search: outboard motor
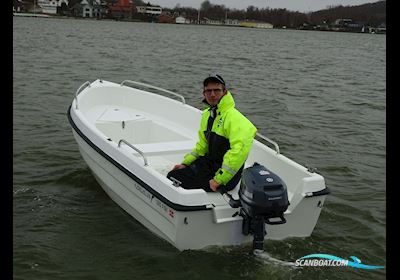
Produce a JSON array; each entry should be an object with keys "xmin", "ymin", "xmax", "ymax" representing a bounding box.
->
[{"xmin": 221, "ymin": 162, "xmax": 289, "ymax": 251}]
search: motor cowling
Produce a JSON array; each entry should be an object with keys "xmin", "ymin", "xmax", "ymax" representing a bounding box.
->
[
  {"xmin": 239, "ymin": 162, "xmax": 289, "ymax": 223},
  {"xmin": 224, "ymin": 162, "xmax": 290, "ymax": 251}
]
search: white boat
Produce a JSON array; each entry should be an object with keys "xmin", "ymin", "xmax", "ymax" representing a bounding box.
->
[{"xmin": 67, "ymin": 79, "xmax": 330, "ymax": 251}]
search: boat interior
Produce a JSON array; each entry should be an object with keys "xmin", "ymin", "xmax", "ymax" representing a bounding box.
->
[
  {"xmin": 87, "ymin": 105, "xmax": 197, "ymax": 176},
  {"xmin": 83, "ymin": 101, "xmax": 321, "ymax": 209}
]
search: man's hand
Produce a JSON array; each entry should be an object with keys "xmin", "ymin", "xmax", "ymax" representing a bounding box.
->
[
  {"xmin": 209, "ymin": 179, "xmax": 220, "ymax": 192},
  {"xmin": 173, "ymin": 164, "xmax": 186, "ymax": 170}
]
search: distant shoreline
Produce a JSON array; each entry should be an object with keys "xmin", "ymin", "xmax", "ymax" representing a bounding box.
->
[{"xmin": 12, "ymin": 12, "xmax": 386, "ymax": 35}]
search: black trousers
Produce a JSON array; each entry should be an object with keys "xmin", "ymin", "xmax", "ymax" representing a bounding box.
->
[{"xmin": 167, "ymin": 156, "xmax": 243, "ymax": 192}]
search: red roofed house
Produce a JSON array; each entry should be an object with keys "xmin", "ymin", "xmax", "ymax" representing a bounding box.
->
[{"xmin": 108, "ymin": 0, "xmax": 134, "ymax": 19}]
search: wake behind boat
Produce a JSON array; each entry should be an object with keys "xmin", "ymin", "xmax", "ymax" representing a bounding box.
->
[{"xmin": 67, "ymin": 79, "xmax": 330, "ymax": 251}]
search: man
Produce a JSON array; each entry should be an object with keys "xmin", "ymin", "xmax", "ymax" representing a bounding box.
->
[{"xmin": 167, "ymin": 74, "xmax": 257, "ymax": 192}]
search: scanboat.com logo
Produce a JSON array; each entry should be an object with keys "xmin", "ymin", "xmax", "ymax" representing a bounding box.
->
[{"xmin": 295, "ymin": 254, "xmax": 384, "ymax": 270}]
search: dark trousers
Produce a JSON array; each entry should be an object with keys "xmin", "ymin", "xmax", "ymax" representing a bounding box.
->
[{"xmin": 167, "ymin": 156, "xmax": 243, "ymax": 192}]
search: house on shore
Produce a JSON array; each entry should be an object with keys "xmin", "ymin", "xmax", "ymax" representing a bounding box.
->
[
  {"xmin": 136, "ymin": 4, "xmax": 162, "ymax": 16},
  {"xmin": 134, "ymin": 3, "xmax": 162, "ymax": 22},
  {"xmin": 158, "ymin": 13, "xmax": 175, "ymax": 23},
  {"xmin": 107, "ymin": 0, "xmax": 133, "ymax": 19},
  {"xmin": 203, "ymin": 17, "xmax": 223, "ymax": 25},
  {"xmin": 70, "ymin": 0, "xmax": 110, "ymax": 19},
  {"xmin": 224, "ymin": 18, "xmax": 240, "ymax": 26},
  {"xmin": 175, "ymin": 16, "xmax": 191, "ymax": 24},
  {"xmin": 13, "ymin": 0, "xmax": 40, "ymax": 13},
  {"xmin": 37, "ymin": 0, "xmax": 68, "ymax": 15}
]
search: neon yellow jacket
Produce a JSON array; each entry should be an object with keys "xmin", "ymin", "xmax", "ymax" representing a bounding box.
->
[{"xmin": 182, "ymin": 91, "xmax": 257, "ymax": 186}]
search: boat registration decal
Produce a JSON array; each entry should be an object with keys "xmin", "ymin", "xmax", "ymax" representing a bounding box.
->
[
  {"xmin": 135, "ymin": 182, "xmax": 175, "ymax": 220},
  {"xmin": 154, "ymin": 196, "xmax": 175, "ymax": 220},
  {"xmin": 135, "ymin": 182, "xmax": 152, "ymax": 200}
]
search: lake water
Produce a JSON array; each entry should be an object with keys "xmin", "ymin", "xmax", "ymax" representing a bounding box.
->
[{"xmin": 13, "ymin": 16, "xmax": 386, "ymax": 280}]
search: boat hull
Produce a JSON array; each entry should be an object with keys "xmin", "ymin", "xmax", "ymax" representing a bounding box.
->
[
  {"xmin": 68, "ymin": 79, "xmax": 329, "ymax": 251},
  {"xmin": 72, "ymin": 128, "xmax": 250, "ymax": 250}
]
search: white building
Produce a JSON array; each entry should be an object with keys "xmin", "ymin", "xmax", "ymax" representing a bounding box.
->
[
  {"xmin": 73, "ymin": 0, "xmax": 106, "ymax": 18},
  {"xmin": 225, "ymin": 19, "xmax": 239, "ymax": 26},
  {"xmin": 175, "ymin": 16, "xmax": 189, "ymax": 24},
  {"xmin": 136, "ymin": 5, "xmax": 162, "ymax": 15},
  {"xmin": 78, "ymin": 0, "xmax": 92, "ymax": 17},
  {"xmin": 203, "ymin": 17, "xmax": 223, "ymax": 25},
  {"xmin": 38, "ymin": 0, "xmax": 68, "ymax": 14}
]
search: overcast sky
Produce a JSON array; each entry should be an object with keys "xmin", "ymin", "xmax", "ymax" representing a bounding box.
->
[{"xmin": 148, "ymin": 0, "xmax": 381, "ymax": 13}]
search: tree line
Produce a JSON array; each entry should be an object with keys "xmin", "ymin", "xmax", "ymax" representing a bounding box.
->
[{"xmin": 166, "ymin": 0, "xmax": 386, "ymax": 28}]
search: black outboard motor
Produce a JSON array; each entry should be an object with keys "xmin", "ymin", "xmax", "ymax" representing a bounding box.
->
[{"xmin": 221, "ymin": 162, "xmax": 289, "ymax": 251}]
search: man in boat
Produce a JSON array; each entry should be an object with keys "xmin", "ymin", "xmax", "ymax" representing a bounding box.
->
[{"xmin": 167, "ymin": 74, "xmax": 257, "ymax": 192}]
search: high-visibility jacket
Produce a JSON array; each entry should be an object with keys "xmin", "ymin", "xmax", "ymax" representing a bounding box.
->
[{"xmin": 181, "ymin": 91, "xmax": 257, "ymax": 186}]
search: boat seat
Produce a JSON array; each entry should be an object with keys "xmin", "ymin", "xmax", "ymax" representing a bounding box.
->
[{"xmin": 129, "ymin": 140, "xmax": 196, "ymax": 155}]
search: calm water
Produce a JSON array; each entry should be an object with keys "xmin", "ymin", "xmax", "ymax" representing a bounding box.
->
[{"xmin": 13, "ymin": 17, "xmax": 386, "ymax": 280}]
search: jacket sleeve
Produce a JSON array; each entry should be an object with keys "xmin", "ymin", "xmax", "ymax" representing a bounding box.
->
[
  {"xmin": 181, "ymin": 111, "xmax": 209, "ymax": 166},
  {"xmin": 213, "ymin": 111, "xmax": 257, "ymax": 185}
]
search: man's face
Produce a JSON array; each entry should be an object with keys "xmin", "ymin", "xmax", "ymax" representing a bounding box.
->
[{"xmin": 203, "ymin": 82, "xmax": 226, "ymax": 106}]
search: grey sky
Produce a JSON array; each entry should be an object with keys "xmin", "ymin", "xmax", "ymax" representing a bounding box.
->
[{"xmin": 149, "ymin": 0, "xmax": 381, "ymax": 12}]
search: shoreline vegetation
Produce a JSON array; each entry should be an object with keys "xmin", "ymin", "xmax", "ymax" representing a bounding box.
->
[{"xmin": 13, "ymin": 0, "xmax": 386, "ymax": 34}]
